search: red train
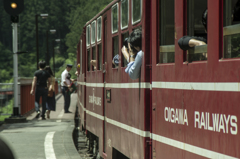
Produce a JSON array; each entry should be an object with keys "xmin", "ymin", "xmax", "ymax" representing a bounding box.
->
[{"xmin": 76, "ymin": 0, "xmax": 240, "ymax": 158}]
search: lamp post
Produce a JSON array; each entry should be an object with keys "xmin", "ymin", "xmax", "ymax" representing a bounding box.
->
[
  {"xmin": 35, "ymin": 13, "xmax": 48, "ymax": 70},
  {"xmin": 53, "ymin": 39, "xmax": 61, "ymax": 75},
  {"xmin": 46, "ymin": 29, "xmax": 56, "ymax": 66}
]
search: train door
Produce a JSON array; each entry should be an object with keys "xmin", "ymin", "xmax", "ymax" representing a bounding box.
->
[{"xmin": 151, "ymin": 0, "xmax": 178, "ymax": 158}]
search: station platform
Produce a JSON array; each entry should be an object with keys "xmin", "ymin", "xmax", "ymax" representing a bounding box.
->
[{"xmin": 0, "ymin": 93, "xmax": 81, "ymax": 159}]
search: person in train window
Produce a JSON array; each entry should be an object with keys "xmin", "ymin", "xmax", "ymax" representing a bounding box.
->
[
  {"xmin": 178, "ymin": 9, "xmax": 208, "ymax": 51},
  {"xmin": 112, "ymin": 38, "xmax": 130, "ymax": 67},
  {"xmin": 112, "ymin": 54, "xmax": 119, "ymax": 67},
  {"xmin": 124, "ymin": 28, "xmax": 143, "ymax": 80},
  {"xmin": 90, "ymin": 60, "xmax": 97, "ymax": 70}
]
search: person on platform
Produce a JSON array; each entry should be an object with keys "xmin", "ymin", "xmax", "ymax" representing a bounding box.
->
[
  {"xmin": 45, "ymin": 66, "xmax": 56, "ymax": 119},
  {"xmin": 61, "ymin": 64, "xmax": 74, "ymax": 113},
  {"xmin": 30, "ymin": 60, "xmax": 51, "ymax": 120}
]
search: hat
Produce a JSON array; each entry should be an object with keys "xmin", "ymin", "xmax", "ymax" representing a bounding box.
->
[{"xmin": 67, "ymin": 64, "xmax": 73, "ymax": 68}]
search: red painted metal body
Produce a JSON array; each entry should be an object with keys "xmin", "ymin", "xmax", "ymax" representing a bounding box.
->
[{"xmin": 77, "ymin": 0, "xmax": 240, "ymax": 158}]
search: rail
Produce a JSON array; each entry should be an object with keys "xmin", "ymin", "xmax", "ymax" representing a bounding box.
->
[
  {"xmin": 0, "ymin": 78, "xmax": 60, "ymax": 118},
  {"xmin": 159, "ymin": 45, "xmax": 175, "ymax": 53},
  {"xmin": 0, "ymin": 83, "xmax": 14, "ymax": 116},
  {"xmin": 223, "ymin": 23, "xmax": 240, "ymax": 36}
]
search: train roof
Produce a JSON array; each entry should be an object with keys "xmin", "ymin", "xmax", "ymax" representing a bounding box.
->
[{"xmin": 84, "ymin": 0, "xmax": 118, "ymax": 27}]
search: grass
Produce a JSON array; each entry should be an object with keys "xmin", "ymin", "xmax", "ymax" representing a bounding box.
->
[{"xmin": 0, "ymin": 98, "xmax": 13, "ymax": 121}]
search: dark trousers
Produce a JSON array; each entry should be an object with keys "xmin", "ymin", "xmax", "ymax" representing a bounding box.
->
[
  {"xmin": 61, "ymin": 86, "xmax": 71, "ymax": 112},
  {"xmin": 35, "ymin": 87, "xmax": 48, "ymax": 117}
]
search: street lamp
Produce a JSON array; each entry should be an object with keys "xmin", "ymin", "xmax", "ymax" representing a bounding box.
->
[
  {"xmin": 52, "ymin": 39, "xmax": 61, "ymax": 75},
  {"xmin": 46, "ymin": 29, "xmax": 56, "ymax": 66},
  {"xmin": 35, "ymin": 13, "xmax": 48, "ymax": 70}
]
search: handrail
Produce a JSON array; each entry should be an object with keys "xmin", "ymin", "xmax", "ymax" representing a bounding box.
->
[
  {"xmin": 159, "ymin": 45, "xmax": 175, "ymax": 53},
  {"xmin": 188, "ymin": 45, "xmax": 208, "ymax": 54},
  {"xmin": 223, "ymin": 23, "xmax": 240, "ymax": 36}
]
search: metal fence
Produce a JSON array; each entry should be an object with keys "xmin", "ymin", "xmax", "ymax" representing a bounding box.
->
[{"xmin": 0, "ymin": 83, "xmax": 14, "ymax": 115}]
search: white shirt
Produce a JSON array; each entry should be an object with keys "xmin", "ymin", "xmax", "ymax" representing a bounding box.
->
[{"xmin": 61, "ymin": 69, "xmax": 71, "ymax": 86}]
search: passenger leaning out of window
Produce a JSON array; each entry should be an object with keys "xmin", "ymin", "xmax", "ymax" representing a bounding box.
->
[
  {"xmin": 90, "ymin": 60, "xmax": 97, "ymax": 70},
  {"xmin": 122, "ymin": 29, "xmax": 143, "ymax": 80},
  {"xmin": 178, "ymin": 9, "xmax": 208, "ymax": 51}
]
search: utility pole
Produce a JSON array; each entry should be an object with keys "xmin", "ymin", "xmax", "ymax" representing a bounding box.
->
[
  {"xmin": 4, "ymin": 0, "xmax": 26, "ymax": 122},
  {"xmin": 12, "ymin": 22, "xmax": 19, "ymax": 116}
]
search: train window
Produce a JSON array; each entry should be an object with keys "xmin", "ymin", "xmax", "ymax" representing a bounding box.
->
[
  {"xmin": 223, "ymin": 0, "xmax": 240, "ymax": 59},
  {"xmin": 112, "ymin": 4, "xmax": 119, "ymax": 34},
  {"xmin": 92, "ymin": 47, "xmax": 96, "ymax": 71},
  {"xmin": 87, "ymin": 49, "xmax": 90, "ymax": 71},
  {"xmin": 112, "ymin": 36, "xmax": 119, "ymax": 68},
  {"xmin": 121, "ymin": 0, "xmax": 129, "ymax": 30},
  {"xmin": 98, "ymin": 44, "xmax": 102, "ymax": 70},
  {"xmin": 187, "ymin": 0, "xmax": 208, "ymax": 62},
  {"xmin": 132, "ymin": 0, "xmax": 142, "ymax": 25},
  {"xmin": 97, "ymin": 17, "xmax": 102, "ymax": 42},
  {"xmin": 158, "ymin": 0, "xmax": 175, "ymax": 64},
  {"xmin": 122, "ymin": 32, "xmax": 129, "ymax": 67},
  {"xmin": 91, "ymin": 21, "xmax": 96, "ymax": 45},
  {"xmin": 86, "ymin": 25, "xmax": 90, "ymax": 47}
]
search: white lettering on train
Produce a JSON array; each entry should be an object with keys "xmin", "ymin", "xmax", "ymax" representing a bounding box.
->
[
  {"xmin": 194, "ymin": 111, "xmax": 237, "ymax": 135},
  {"xmin": 164, "ymin": 107, "xmax": 188, "ymax": 126},
  {"xmin": 89, "ymin": 96, "xmax": 101, "ymax": 106}
]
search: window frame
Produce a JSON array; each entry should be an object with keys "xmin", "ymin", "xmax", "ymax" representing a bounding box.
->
[
  {"xmin": 111, "ymin": 3, "xmax": 119, "ymax": 34},
  {"xmin": 97, "ymin": 16, "xmax": 102, "ymax": 42},
  {"xmin": 121, "ymin": 0, "xmax": 129, "ymax": 30},
  {"xmin": 86, "ymin": 25, "xmax": 91, "ymax": 47},
  {"xmin": 131, "ymin": 0, "xmax": 142, "ymax": 25},
  {"xmin": 80, "ymin": 40, "xmax": 82, "ymax": 74},
  {"xmin": 91, "ymin": 20, "xmax": 96, "ymax": 45}
]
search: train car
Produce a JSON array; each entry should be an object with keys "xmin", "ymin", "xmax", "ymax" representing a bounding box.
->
[{"xmin": 77, "ymin": 0, "xmax": 240, "ymax": 158}]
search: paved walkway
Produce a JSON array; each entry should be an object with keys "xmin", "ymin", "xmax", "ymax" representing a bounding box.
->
[{"xmin": 0, "ymin": 93, "xmax": 81, "ymax": 159}]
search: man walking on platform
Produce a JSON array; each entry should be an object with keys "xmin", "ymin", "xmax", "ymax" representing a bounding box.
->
[
  {"xmin": 61, "ymin": 64, "xmax": 73, "ymax": 113},
  {"xmin": 30, "ymin": 60, "xmax": 51, "ymax": 119}
]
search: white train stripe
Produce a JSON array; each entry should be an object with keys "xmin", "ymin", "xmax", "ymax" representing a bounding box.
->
[
  {"xmin": 78, "ymin": 81, "xmax": 240, "ymax": 92},
  {"xmin": 151, "ymin": 133, "xmax": 238, "ymax": 159},
  {"xmin": 106, "ymin": 82, "xmax": 151, "ymax": 89},
  {"xmin": 82, "ymin": 107, "xmax": 238, "ymax": 159},
  {"xmin": 152, "ymin": 82, "xmax": 240, "ymax": 92},
  {"xmin": 105, "ymin": 117, "xmax": 151, "ymax": 138},
  {"xmin": 86, "ymin": 83, "xmax": 104, "ymax": 87},
  {"xmin": 78, "ymin": 82, "xmax": 151, "ymax": 88},
  {"xmin": 86, "ymin": 110, "xmax": 104, "ymax": 120}
]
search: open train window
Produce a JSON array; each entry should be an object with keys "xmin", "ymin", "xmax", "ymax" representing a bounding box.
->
[
  {"xmin": 158, "ymin": 0, "xmax": 175, "ymax": 64},
  {"xmin": 223, "ymin": 0, "xmax": 240, "ymax": 59},
  {"xmin": 98, "ymin": 44, "xmax": 102, "ymax": 70},
  {"xmin": 87, "ymin": 49, "xmax": 90, "ymax": 71},
  {"xmin": 112, "ymin": 36, "xmax": 119, "ymax": 68},
  {"xmin": 91, "ymin": 21, "xmax": 96, "ymax": 45},
  {"xmin": 187, "ymin": 0, "xmax": 208, "ymax": 62},
  {"xmin": 132, "ymin": 0, "xmax": 142, "ymax": 25},
  {"xmin": 112, "ymin": 4, "xmax": 119, "ymax": 34},
  {"xmin": 86, "ymin": 25, "xmax": 90, "ymax": 47},
  {"xmin": 121, "ymin": 0, "xmax": 129, "ymax": 30},
  {"xmin": 122, "ymin": 32, "xmax": 129, "ymax": 67},
  {"xmin": 97, "ymin": 17, "xmax": 102, "ymax": 42}
]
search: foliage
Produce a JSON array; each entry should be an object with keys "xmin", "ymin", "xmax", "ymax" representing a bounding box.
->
[{"xmin": 0, "ymin": 0, "xmax": 113, "ymax": 82}]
